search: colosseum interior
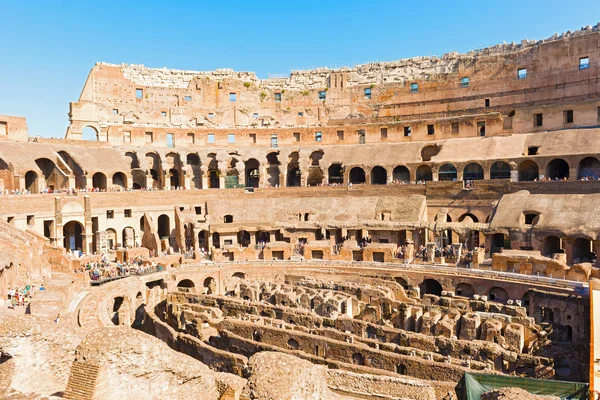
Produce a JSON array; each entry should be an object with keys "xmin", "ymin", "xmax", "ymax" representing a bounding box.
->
[{"xmin": 1, "ymin": 23, "xmax": 599, "ymax": 400}]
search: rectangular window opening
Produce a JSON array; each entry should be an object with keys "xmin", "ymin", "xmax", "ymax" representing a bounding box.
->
[
  {"xmin": 380, "ymin": 128, "xmax": 388, "ymax": 139},
  {"xmin": 112, "ymin": 109, "xmax": 118, "ymax": 115},
  {"xmin": 161, "ymin": 111, "xmax": 167, "ymax": 117},
  {"xmin": 208, "ymin": 113, "xmax": 214, "ymax": 119},
  {"xmin": 294, "ymin": 132, "xmax": 301, "ymax": 142},
  {"xmin": 528, "ymin": 146, "xmax": 539, "ymax": 156},
  {"xmin": 337, "ymin": 130, "xmax": 344, "ymax": 140},
  {"xmin": 107, "ymin": 210, "xmax": 114, "ymax": 219},
  {"xmin": 228, "ymin": 134, "xmax": 236, "ymax": 144},
  {"xmin": 253, "ymin": 113, "xmax": 259, "ymax": 119},
  {"xmin": 229, "ymin": 93, "xmax": 237, "ymax": 102},
  {"xmin": 135, "ymin": 88, "xmax": 143, "ymax": 99},
  {"xmin": 485, "ymin": 99, "xmax": 490, "ymax": 108},
  {"xmin": 0, "ymin": 121, "xmax": 7, "ymax": 135},
  {"xmin": 207, "ymin": 134, "xmax": 215, "ymax": 144},
  {"xmin": 315, "ymin": 131, "xmax": 322, "ymax": 142},
  {"xmin": 364, "ymin": 88, "xmax": 372, "ymax": 99},
  {"xmin": 145, "ymin": 132, "xmax": 153, "ymax": 143},
  {"xmin": 298, "ymin": 111, "xmax": 304, "ymax": 117},
  {"xmin": 249, "ymin": 133, "xmax": 256, "ymax": 143},
  {"xmin": 534, "ymin": 113, "xmax": 543, "ymax": 127},
  {"xmin": 409, "ymin": 83, "xmax": 419, "ymax": 93},
  {"xmin": 124, "ymin": 209, "xmax": 132, "ymax": 218},
  {"xmin": 451, "ymin": 122, "xmax": 459, "ymax": 134},
  {"xmin": 318, "ymin": 91, "xmax": 326, "ymax": 101},
  {"xmin": 123, "ymin": 131, "xmax": 131, "ymax": 142},
  {"xmin": 403, "ymin": 126, "xmax": 411, "ymax": 137},
  {"xmin": 187, "ymin": 133, "xmax": 195, "ymax": 144},
  {"xmin": 27, "ymin": 215, "xmax": 34, "ymax": 225},
  {"xmin": 427, "ymin": 124, "xmax": 435, "ymax": 135},
  {"xmin": 195, "ymin": 207, "xmax": 202, "ymax": 215},
  {"xmin": 271, "ymin": 134, "xmax": 278, "ymax": 148},
  {"xmin": 184, "ymin": 95, "xmax": 192, "ymax": 101},
  {"xmin": 358, "ymin": 130, "xmax": 366, "ymax": 144},
  {"xmin": 580, "ymin": 57, "xmax": 590, "ymax": 70},
  {"xmin": 460, "ymin": 77, "xmax": 469, "ymax": 88},
  {"xmin": 274, "ymin": 93, "xmax": 282, "ymax": 102},
  {"xmin": 518, "ymin": 68, "xmax": 527, "ymax": 79},
  {"xmin": 167, "ymin": 133, "xmax": 175, "ymax": 148},
  {"xmin": 564, "ymin": 110, "xmax": 574, "ymax": 124}
]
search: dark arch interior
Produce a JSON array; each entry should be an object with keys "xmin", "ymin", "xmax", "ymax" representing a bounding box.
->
[
  {"xmin": 420, "ymin": 279, "xmax": 442, "ymax": 296},
  {"xmin": 546, "ymin": 159, "xmax": 569, "ymax": 180},
  {"xmin": 371, "ymin": 166, "xmax": 387, "ymax": 184},
  {"xmin": 349, "ymin": 167, "xmax": 365, "ymax": 184}
]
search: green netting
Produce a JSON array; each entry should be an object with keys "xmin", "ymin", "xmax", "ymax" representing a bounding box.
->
[
  {"xmin": 224, "ymin": 176, "xmax": 243, "ymax": 188},
  {"xmin": 455, "ymin": 373, "xmax": 588, "ymax": 400}
]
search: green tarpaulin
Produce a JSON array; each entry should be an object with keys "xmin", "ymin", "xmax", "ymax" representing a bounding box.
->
[{"xmin": 455, "ymin": 372, "xmax": 588, "ymax": 400}]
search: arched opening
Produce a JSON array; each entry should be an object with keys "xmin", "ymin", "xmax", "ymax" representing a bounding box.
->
[
  {"xmin": 352, "ymin": 353, "xmax": 365, "ymax": 366},
  {"xmin": 565, "ymin": 325, "xmax": 573, "ymax": 342},
  {"xmin": 490, "ymin": 161, "xmax": 511, "ymax": 180},
  {"xmin": 165, "ymin": 153, "xmax": 182, "ymax": 188},
  {"xmin": 203, "ymin": 277, "xmax": 216, "ymax": 295},
  {"xmin": 92, "ymin": 172, "xmax": 107, "ymax": 190},
  {"xmin": 458, "ymin": 213, "xmax": 480, "ymax": 249},
  {"xmin": 122, "ymin": 226, "xmax": 135, "ymax": 248},
  {"xmin": 186, "ymin": 153, "xmax": 202, "ymax": 189},
  {"xmin": 455, "ymin": 283, "xmax": 475, "ymax": 298},
  {"xmin": 463, "ymin": 163, "xmax": 484, "ymax": 180},
  {"xmin": 169, "ymin": 168, "xmax": 180, "ymax": 188},
  {"xmin": 139, "ymin": 216, "xmax": 145, "ymax": 232},
  {"xmin": 577, "ymin": 157, "xmax": 600, "ymax": 180},
  {"xmin": 309, "ymin": 150, "xmax": 324, "ymax": 166},
  {"xmin": 396, "ymin": 364, "xmax": 407, "ymax": 375},
  {"xmin": 63, "ymin": 221, "xmax": 83, "ymax": 252},
  {"xmin": 183, "ymin": 223, "xmax": 194, "ymax": 250},
  {"xmin": 394, "ymin": 277, "xmax": 408, "ymax": 290},
  {"xmin": 421, "ymin": 145, "xmax": 440, "ymax": 162},
  {"xmin": 519, "ymin": 160, "xmax": 539, "ymax": 181},
  {"xmin": 573, "ymin": 238, "xmax": 593, "ymax": 263},
  {"xmin": 349, "ymin": 167, "xmax": 365, "ymax": 184},
  {"xmin": 420, "ymin": 279, "xmax": 442, "ymax": 296},
  {"xmin": 146, "ymin": 152, "xmax": 163, "ymax": 189},
  {"xmin": 328, "ymin": 164, "xmax": 344, "ymax": 185},
  {"xmin": 488, "ymin": 286, "xmax": 509, "ymax": 302},
  {"xmin": 306, "ymin": 167, "xmax": 324, "ymax": 186},
  {"xmin": 209, "ymin": 169, "xmax": 220, "ymax": 188},
  {"xmin": 125, "ymin": 151, "xmax": 140, "ymax": 169},
  {"xmin": 546, "ymin": 158, "xmax": 569, "ymax": 180},
  {"xmin": 287, "ymin": 152, "xmax": 301, "ymax": 187},
  {"xmin": 266, "ymin": 152, "xmax": 280, "ymax": 187},
  {"xmin": 212, "ymin": 232, "xmax": 220, "ymax": 249},
  {"xmin": 25, "ymin": 170, "xmax": 38, "ymax": 192},
  {"xmin": 111, "ymin": 296, "xmax": 124, "ymax": 325},
  {"xmin": 177, "ymin": 279, "xmax": 195, "ymax": 288},
  {"xmin": 256, "ymin": 230, "xmax": 270, "ymax": 244},
  {"xmin": 237, "ymin": 230, "xmax": 251, "ymax": 247},
  {"xmin": 58, "ymin": 151, "xmax": 86, "ymax": 189},
  {"xmin": 287, "ymin": 338, "xmax": 300, "ymax": 349},
  {"xmin": 416, "ymin": 165, "xmax": 432, "ymax": 182},
  {"xmin": 82, "ymin": 126, "xmax": 98, "ymax": 141},
  {"xmin": 392, "ymin": 166, "xmax": 410, "ymax": 183},
  {"xmin": 105, "ymin": 228, "xmax": 117, "ymax": 250},
  {"xmin": 157, "ymin": 214, "xmax": 170, "ymax": 238},
  {"xmin": 198, "ymin": 230, "xmax": 209, "ymax": 251},
  {"xmin": 224, "ymin": 215, "xmax": 233, "ymax": 223},
  {"xmin": 543, "ymin": 236, "xmax": 562, "ymax": 257},
  {"xmin": 36, "ymin": 158, "xmax": 66, "ymax": 190},
  {"xmin": 371, "ymin": 166, "xmax": 387, "ymax": 185},
  {"xmin": 287, "ymin": 167, "xmax": 301, "ymax": 187},
  {"xmin": 438, "ymin": 164, "xmax": 457, "ymax": 181},
  {"xmin": 245, "ymin": 158, "xmax": 260, "ymax": 188},
  {"xmin": 112, "ymin": 172, "xmax": 127, "ymax": 189}
]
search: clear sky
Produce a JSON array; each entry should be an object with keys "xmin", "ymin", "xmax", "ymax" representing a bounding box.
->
[{"xmin": 1, "ymin": 0, "xmax": 599, "ymax": 138}]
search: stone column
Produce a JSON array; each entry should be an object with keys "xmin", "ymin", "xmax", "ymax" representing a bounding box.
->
[
  {"xmin": 219, "ymin": 169, "xmax": 226, "ymax": 189},
  {"xmin": 432, "ymin": 170, "xmax": 439, "ymax": 182},
  {"xmin": 68, "ymin": 175, "xmax": 76, "ymax": 190},
  {"xmin": 452, "ymin": 243, "xmax": 463, "ymax": 260},
  {"xmin": 426, "ymin": 243, "xmax": 435, "ymax": 262}
]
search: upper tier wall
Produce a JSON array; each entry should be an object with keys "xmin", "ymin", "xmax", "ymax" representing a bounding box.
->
[{"xmin": 65, "ymin": 25, "xmax": 600, "ymax": 146}]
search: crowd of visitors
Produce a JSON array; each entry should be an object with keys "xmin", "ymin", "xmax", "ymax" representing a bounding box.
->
[
  {"xmin": 5, "ymin": 284, "xmax": 43, "ymax": 309},
  {"xmin": 81, "ymin": 257, "xmax": 163, "ymax": 282}
]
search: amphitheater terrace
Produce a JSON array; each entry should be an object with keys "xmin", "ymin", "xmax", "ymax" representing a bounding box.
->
[{"xmin": 1, "ymin": 23, "xmax": 599, "ymax": 400}]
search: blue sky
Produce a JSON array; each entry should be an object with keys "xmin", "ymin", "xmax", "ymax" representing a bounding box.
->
[{"xmin": 1, "ymin": 0, "xmax": 599, "ymax": 137}]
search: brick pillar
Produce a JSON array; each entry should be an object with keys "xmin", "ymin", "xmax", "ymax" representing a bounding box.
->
[{"xmin": 563, "ymin": 238, "xmax": 574, "ymax": 265}]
